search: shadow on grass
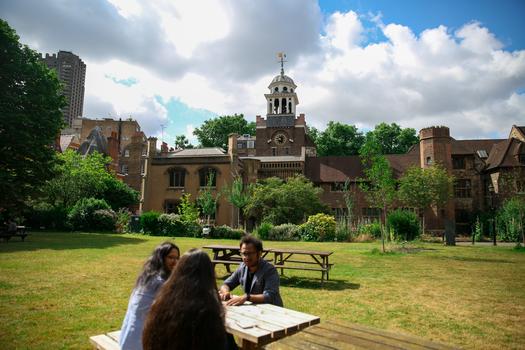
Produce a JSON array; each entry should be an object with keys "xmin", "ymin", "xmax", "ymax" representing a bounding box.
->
[
  {"xmin": 280, "ymin": 276, "xmax": 360, "ymax": 291},
  {"xmin": 434, "ymin": 255, "xmax": 514, "ymax": 264},
  {"xmin": 0, "ymin": 231, "xmax": 148, "ymax": 252}
]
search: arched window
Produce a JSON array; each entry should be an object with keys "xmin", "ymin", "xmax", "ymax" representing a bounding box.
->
[
  {"xmin": 168, "ymin": 168, "xmax": 186, "ymax": 187},
  {"xmin": 283, "ymin": 86, "xmax": 288, "ymax": 92},
  {"xmin": 199, "ymin": 167, "xmax": 217, "ymax": 187}
]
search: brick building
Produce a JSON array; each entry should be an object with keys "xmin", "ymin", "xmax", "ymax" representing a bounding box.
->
[{"xmin": 140, "ymin": 68, "xmax": 525, "ymax": 235}]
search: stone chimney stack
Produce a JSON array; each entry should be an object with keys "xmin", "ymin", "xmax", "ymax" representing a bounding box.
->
[{"xmin": 161, "ymin": 141, "xmax": 169, "ymax": 154}]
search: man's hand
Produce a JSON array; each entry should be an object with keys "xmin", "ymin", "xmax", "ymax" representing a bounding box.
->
[
  {"xmin": 225, "ymin": 294, "xmax": 247, "ymax": 306},
  {"xmin": 219, "ymin": 290, "xmax": 231, "ymax": 301}
]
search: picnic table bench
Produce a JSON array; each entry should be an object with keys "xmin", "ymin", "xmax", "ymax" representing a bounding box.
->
[
  {"xmin": 203, "ymin": 245, "xmax": 334, "ymax": 285},
  {"xmin": 264, "ymin": 319, "xmax": 460, "ymax": 350},
  {"xmin": 0, "ymin": 226, "xmax": 29, "ymax": 242}
]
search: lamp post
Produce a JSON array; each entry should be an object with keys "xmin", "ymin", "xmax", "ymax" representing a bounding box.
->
[{"xmin": 488, "ymin": 183, "xmax": 497, "ymax": 246}]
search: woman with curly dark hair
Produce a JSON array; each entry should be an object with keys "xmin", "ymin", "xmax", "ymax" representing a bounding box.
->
[
  {"xmin": 143, "ymin": 249, "xmax": 227, "ymax": 350},
  {"xmin": 120, "ymin": 241, "xmax": 180, "ymax": 350}
]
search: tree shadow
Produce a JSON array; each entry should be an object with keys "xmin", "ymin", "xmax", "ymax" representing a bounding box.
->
[
  {"xmin": 0, "ymin": 231, "xmax": 148, "ymax": 252},
  {"xmin": 280, "ymin": 276, "xmax": 360, "ymax": 291},
  {"xmin": 433, "ymin": 255, "xmax": 514, "ymax": 264}
]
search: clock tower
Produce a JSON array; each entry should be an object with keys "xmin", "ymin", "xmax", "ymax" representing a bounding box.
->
[{"xmin": 255, "ymin": 53, "xmax": 315, "ymax": 157}]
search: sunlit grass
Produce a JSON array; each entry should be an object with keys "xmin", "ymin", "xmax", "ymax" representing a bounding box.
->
[{"xmin": 0, "ymin": 232, "xmax": 523, "ymax": 349}]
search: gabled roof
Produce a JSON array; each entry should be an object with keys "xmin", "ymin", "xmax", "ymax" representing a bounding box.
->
[
  {"xmin": 450, "ymin": 139, "xmax": 503, "ymax": 155},
  {"xmin": 485, "ymin": 138, "xmax": 525, "ymax": 170}
]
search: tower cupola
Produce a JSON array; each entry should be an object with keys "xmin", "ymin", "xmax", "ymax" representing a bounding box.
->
[{"xmin": 265, "ymin": 53, "xmax": 299, "ymax": 116}]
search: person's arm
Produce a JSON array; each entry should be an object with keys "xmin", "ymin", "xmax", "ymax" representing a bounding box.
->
[
  {"xmin": 227, "ymin": 264, "xmax": 281, "ymax": 306},
  {"xmin": 219, "ymin": 266, "xmax": 241, "ymax": 301}
]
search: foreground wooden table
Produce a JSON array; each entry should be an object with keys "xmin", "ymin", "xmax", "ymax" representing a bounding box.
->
[
  {"xmin": 264, "ymin": 320, "xmax": 459, "ymax": 350},
  {"xmin": 89, "ymin": 304, "xmax": 319, "ymax": 350},
  {"xmin": 226, "ymin": 303, "xmax": 320, "ymax": 349}
]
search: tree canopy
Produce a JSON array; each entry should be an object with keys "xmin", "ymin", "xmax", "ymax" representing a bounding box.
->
[
  {"xmin": 174, "ymin": 134, "xmax": 194, "ymax": 149},
  {"xmin": 43, "ymin": 150, "xmax": 139, "ymax": 210},
  {"xmin": 316, "ymin": 121, "xmax": 365, "ymax": 156},
  {"xmin": 398, "ymin": 165, "xmax": 453, "ymax": 233},
  {"xmin": 244, "ymin": 175, "xmax": 327, "ymax": 225},
  {"xmin": 0, "ymin": 19, "xmax": 64, "ymax": 214},
  {"xmin": 193, "ymin": 114, "xmax": 255, "ymax": 150},
  {"xmin": 364, "ymin": 122, "xmax": 418, "ymax": 154}
]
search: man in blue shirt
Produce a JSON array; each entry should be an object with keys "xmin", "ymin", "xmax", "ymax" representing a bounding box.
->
[{"xmin": 219, "ymin": 235, "xmax": 283, "ymax": 307}]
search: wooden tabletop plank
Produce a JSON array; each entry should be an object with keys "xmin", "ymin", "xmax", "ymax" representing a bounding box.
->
[
  {"xmin": 89, "ymin": 334, "xmax": 121, "ymax": 350},
  {"xmin": 256, "ymin": 304, "xmax": 321, "ymax": 326},
  {"xmin": 225, "ymin": 318, "xmax": 273, "ymax": 344},
  {"xmin": 106, "ymin": 331, "xmax": 121, "ymax": 343},
  {"xmin": 227, "ymin": 308, "xmax": 287, "ymax": 338},
  {"xmin": 230, "ymin": 305, "xmax": 304, "ymax": 332}
]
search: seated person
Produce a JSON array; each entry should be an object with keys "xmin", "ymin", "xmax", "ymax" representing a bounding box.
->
[
  {"xmin": 120, "ymin": 242, "xmax": 180, "ymax": 350},
  {"xmin": 219, "ymin": 235, "xmax": 283, "ymax": 307},
  {"xmin": 142, "ymin": 249, "xmax": 227, "ymax": 350}
]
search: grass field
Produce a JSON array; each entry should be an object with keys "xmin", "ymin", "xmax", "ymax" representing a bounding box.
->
[{"xmin": 0, "ymin": 232, "xmax": 524, "ymax": 349}]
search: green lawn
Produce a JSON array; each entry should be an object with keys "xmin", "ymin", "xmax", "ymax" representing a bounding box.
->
[{"xmin": 0, "ymin": 232, "xmax": 523, "ymax": 349}]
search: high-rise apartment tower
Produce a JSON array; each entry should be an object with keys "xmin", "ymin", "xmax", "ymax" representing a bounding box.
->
[{"xmin": 42, "ymin": 51, "xmax": 86, "ymax": 127}]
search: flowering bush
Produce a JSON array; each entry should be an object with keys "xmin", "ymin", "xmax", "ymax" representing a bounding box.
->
[{"xmin": 300, "ymin": 213, "xmax": 336, "ymax": 241}]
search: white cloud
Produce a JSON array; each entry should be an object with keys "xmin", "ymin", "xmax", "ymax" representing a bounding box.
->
[{"xmin": 2, "ymin": 1, "xmax": 524, "ymax": 140}]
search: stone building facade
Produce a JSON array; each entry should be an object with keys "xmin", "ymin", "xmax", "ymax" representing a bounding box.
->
[{"xmin": 140, "ymin": 69, "xmax": 525, "ymax": 234}]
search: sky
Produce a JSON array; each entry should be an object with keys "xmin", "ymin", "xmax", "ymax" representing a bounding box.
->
[{"xmin": 1, "ymin": 0, "xmax": 524, "ymax": 146}]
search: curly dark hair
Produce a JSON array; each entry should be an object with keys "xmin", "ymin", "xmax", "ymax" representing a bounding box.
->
[
  {"xmin": 240, "ymin": 234, "xmax": 263, "ymax": 252},
  {"xmin": 135, "ymin": 241, "xmax": 180, "ymax": 288},
  {"xmin": 143, "ymin": 249, "xmax": 226, "ymax": 350}
]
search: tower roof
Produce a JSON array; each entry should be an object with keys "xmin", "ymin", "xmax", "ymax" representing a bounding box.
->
[{"xmin": 270, "ymin": 74, "xmax": 295, "ymax": 85}]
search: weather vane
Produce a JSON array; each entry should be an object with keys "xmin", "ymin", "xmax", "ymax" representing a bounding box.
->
[{"xmin": 277, "ymin": 52, "xmax": 287, "ymax": 76}]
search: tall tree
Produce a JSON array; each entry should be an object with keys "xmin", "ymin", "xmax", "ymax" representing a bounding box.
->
[
  {"xmin": 174, "ymin": 135, "xmax": 193, "ymax": 149},
  {"xmin": 244, "ymin": 175, "xmax": 327, "ymax": 225},
  {"xmin": 0, "ymin": 20, "xmax": 65, "ymax": 214},
  {"xmin": 193, "ymin": 114, "xmax": 255, "ymax": 150},
  {"xmin": 398, "ymin": 165, "xmax": 454, "ymax": 234},
  {"xmin": 197, "ymin": 172, "xmax": 219, "ymax": 225},
  {"xmin": 364, "ymin": 122, "xmax": 418, "ymax": 154},
  {"xmin": 316, "ymin": 122, "xmax": 365, "ymax": 156},
  {"xmin": 224, "ymin": 176, "xmax": 250, "ymax": 228},
  {"xmin": 359, "ymin": 140, "xmax": 397, "ymax": 252}
]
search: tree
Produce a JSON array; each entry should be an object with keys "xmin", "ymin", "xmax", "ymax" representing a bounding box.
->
[
  {"xmin": 43, "ymin": 150, "xmax": 139, "ymax": 210},
  {"xmin": 364, "ymin": 122, "xmax": 418, "ymax": 154},
  {"xmin": 316, "ymin": 122, "xmax": 365, "ymax": 156},
  {"xmin": 224, "ymin": 176, "xmax": 250, "ymax": 228},
  {"xmin": 174, "ymin": 135, "xmax": 193, "ymax": 149},
  {"xmin": 197, "ymin": 172, "xmax": 219, "ymax": 225},
  {"xmin": 306, "ymin": 126, "xmax": 320, "ymax": 145},
  {"xmin": 359, "ymin": 140, "xmax": 397, "ymax": 252},
  {"xmin": 398, "ymin": 165, "xmax": 454, "ymax": 234},
  {"xmin": 0, "ymin": 20, "xmax": 65, "ymax": 214},
  {"xmin": 193, "ymin": 114, "xmax": 255, "ymax": 149},
  {"xmin": 244, "ymin": 175, "xmax": 327, "ymax": 225}
]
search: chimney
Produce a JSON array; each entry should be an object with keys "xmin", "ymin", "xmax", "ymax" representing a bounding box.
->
[
  {"xmin": 147, "ymin": 137, "xmax": 157, "ymax": 157},
  {"xmin": 161, "ymin": 141, "xmax": 169, "ymax": 154},
  {"xmin": 228, "ymin": 133, "xmax": 239, "ymax": 160}
]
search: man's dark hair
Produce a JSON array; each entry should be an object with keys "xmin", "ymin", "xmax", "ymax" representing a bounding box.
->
[{"xmin": 240, "ymin": 235, "xmax": 263, "ymax": 252}]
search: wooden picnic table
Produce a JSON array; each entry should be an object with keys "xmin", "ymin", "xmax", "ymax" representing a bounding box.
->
[
  {"xmin": 202, "ymin": 244, "xmax": 334, "ymax": 284},
  {"xmin": 89, "ymin": 303, "xmax": 320, "ymax": 350},
  {"xmin": 263, "ymin": 320, "xmax": 459, "ymax": 350},
  {"xmin": 226, "ymin": 303, "xmax": 319, "ymax": 349}
]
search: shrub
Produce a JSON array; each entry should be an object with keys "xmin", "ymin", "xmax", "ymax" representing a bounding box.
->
[
  {"xmin": 140, "ymin": 211, "xmax": 161, "ymax": 235},
  {"xmin": 213, "ymin": 225, "xmax": 245, "ymax": 240},
  {"xmin": 158, "ymin": 213, "xmax": 186, "ymax": 236},
  {"xmin": 387, "ymin": 209, "xmax": 420, "ymax": 241},
  {"xmin": 91, "ymin": 209, "xmax": 117, "ymax": 231},
  {"xmin": 335, "ymin": 224, "xmax": 352, "ymax": 242},
  {"xmin": 497, "ymin": 197, "xmax": 525, "ymax": 243},
  {"xmin": 186, "ymin": 221, "xmax": 203, "ymax": 238},
  {"xmin": 300, "ymin": 213, "xmax": 336, "ymax": 241},
  {"xmin": 268, "ymin": 224, "xmax": 301, "ymax": 241},
  {"xmin": 27, "ymin": 202, "xmax": 68, "ymax": 230},
  {"xmin": 68, "ymin": 198, "xmax": 111, "ymax": 231},
  {"xmin": 255, "ymin": 222, "xmax": 273, "ymax": 240},
  {"xmin": 115, "ymin": 208, "xmax": 131, "ymax": 233},
  {"xmin": 357, "ymin": 222, "xmax": 382, "ymax": 239}
]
